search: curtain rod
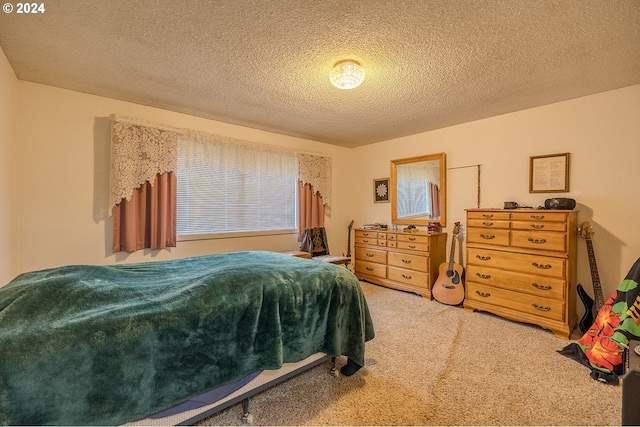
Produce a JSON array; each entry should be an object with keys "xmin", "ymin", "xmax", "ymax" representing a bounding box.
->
[{"xmin": 110, "ymin": 114, "xmax": 332, "ymax": 158}]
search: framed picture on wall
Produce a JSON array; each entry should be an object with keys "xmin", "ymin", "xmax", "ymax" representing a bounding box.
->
[
  {"xmin": 374, "ymin": 178, "xmax": 390, "ymax": 203},
  {"xmin": 529, "ymin": 153, "xmax": 570, "ymax": 193}
]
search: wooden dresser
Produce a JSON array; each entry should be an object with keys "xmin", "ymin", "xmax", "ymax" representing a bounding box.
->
[
  {"xmin": 464, "ymin": 209, "xmax": 578, "ymax": 338},
  {"xmin": 354, "ymin": 228, "xmax": 447, "ymax": 299}
]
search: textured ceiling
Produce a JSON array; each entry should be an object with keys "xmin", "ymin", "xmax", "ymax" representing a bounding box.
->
[{"xmin": 1, "ymin": 0, "xmax": 639, "ymax": 148}]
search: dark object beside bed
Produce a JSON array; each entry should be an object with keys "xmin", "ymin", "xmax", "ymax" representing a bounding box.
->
[
  {"xmin": 559, "ymin": 257, "xmax": 640, "ymax": 384},
  {"xmin": 0, "ymin": 251, "xmax": 374, "ymax": 425}
]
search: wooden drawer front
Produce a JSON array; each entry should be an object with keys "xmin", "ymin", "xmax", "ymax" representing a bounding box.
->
[
  {"xmin": 355, "ymin": 247, "xmax": 387, "ymax": 264},
  {"xmin": 355, "ymin": 260, "xmax": 387, "ymax": 278},
  {"xmin": 467, "ymin": 218, "xmax": 510, "ymax": 229},
  {"xmin": 376, "ymin": 239, "xmax": 388, "ymax": 247},
  {"xmin": 397, "ymin": 241, "xmax": 429, "ymax": 252},
  {"xmin": 387, "ymin": 233, "xmax": 397, "ymax": 241},
  {"xmin": 511, "ymin": 231, "xmax": 566, "ymax": 252},
  {"xmin": 377, "ymin": 232, "xmax": 388, "ymax": 239},
  {"xmin": 511, "ymin": 220, "xmax": 566, "ymax": 232},
  {"xmin": 397, "ymin": 233, "xmax": 429, "ymax": 244},
  {"xmin": 467, "ymin": 265, "xmax": 565, "ymax": 299},
  {"xmin": 511, "ymin": 212, "xmax": 567, "ymax": 223},
  {"xmin": 355, "ymin": 230, "xmax": 379, "ymax": 239},
  {"xmin": 467, "ymin": 211, "xmax": 511, "ymax": 221},
  {"xmin": 388, "ymin": 251, "xmax": 428, "ymax": 272},
  {"xmin": 467, "ymin": 228, "xmax": 510, "ymax": 246},
  {"xmin": 388, "ymin": 266, "xmax": 428, "ymax": 288},
  {"xmin": 467, "ymin": 282, "xmax": 564, "ymax": 321},
  {"xmin": 355, "ymin": 236, "xmax": 380, "ymax": 246},
  {"xmin": 467, "ymin": 248, "xmax": 566, "ymax": 279},
  {"xmin": 388, "ymin": 240, "xmax": 397, "ymax": 248}
]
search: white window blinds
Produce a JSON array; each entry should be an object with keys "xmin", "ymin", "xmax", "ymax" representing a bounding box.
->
[{"xmin": 176, "ymin": 135, "xmax": 298, "ymax": 236}]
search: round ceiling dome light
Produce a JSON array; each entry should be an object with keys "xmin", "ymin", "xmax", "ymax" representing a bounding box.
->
[{"xmin": 329, "ymin": 60, "xmax": 365, "ymax": 90}]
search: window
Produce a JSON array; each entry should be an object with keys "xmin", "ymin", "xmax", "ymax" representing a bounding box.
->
[
  {"xmin": 396, "ymin": 179, "xmax": 432, "ymax": 219},
  {"xmin": 176, "ymin": 137, "xmax": 298, "ymax": 237}
]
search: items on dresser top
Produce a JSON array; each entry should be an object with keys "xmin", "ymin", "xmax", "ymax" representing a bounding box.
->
[
  {"xmin": 464, "ymin": 208, "xmax": 578, "ymax": 339},
  {"xmin": 354, "ymin": 227, "xmax": 447, "ymax": 299}
]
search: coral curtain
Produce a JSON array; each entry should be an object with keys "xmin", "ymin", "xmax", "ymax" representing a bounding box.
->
[
  {"xmin": 298, "ymin": 182, "xmax": 325, "ymax": 239},
  {"xmin": 112, "ymin": 172, "xmax": 177, "ymax": 252},
  {"xmin": 430, "ymin": 182, "xmax": 440, "ymax": 219}
]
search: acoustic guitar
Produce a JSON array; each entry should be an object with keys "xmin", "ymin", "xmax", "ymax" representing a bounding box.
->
[
  {"xmin": 433, "ymin": 222, "xmax": 465, "ymax": 305},
  {"xmin": 577, "ymin": 221, "xmax": 605, "ymax": 334}
]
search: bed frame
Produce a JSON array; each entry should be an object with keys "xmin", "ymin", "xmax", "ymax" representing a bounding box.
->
[{"xmin": 131, "ymin": 353, "xmax": 336, "ymax": 425}]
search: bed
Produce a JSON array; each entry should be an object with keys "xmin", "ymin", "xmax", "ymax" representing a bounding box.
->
[{"xmin": 0, "ymin": 251, "xmax": 374, "ymax": 425}]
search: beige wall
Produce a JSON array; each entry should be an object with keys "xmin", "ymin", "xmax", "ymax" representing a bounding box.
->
[
  {"xmin": 352, "ymin": 84, "xmax": 640, "ymax": 302},
  {"xmin": 9, "ymin": 81, "xmax": 354, "ymax": 279},
  {"xmin": 0, "ymin": 48, "xmax": 17, "ymax": 285}
]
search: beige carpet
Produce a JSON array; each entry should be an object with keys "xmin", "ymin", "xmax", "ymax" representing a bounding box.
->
[{"xmin": 197, "ymin": 281, "xmax": 622, "ymax": 426}]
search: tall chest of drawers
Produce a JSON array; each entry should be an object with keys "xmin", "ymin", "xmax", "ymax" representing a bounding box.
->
[
  {"xmin": 354, "ymin": 228, "xmax": 447, "ymax": 299},
  {"xmin": 464, "ymin": 209, "xmax": 578, "ymax": 338}
]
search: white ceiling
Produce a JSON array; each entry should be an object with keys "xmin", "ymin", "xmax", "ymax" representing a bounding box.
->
[{"xmin": 1, "ymin": 0, "xmax": 639, "ymax": 148}]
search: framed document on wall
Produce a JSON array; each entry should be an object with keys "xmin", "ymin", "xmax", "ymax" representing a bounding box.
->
[{"xmin": 529, "ymin": 153, "xmax": 570, "ymax": 193}]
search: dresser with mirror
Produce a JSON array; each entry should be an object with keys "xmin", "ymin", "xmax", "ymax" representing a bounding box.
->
[{"xmin": 354, "ymin": 153, "xmax": 448, "ymax": 299}]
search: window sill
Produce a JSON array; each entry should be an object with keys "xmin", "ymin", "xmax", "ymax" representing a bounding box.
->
[{"xmin": 177, "ymin": 229, "xmax": 298, "ymax": 242}]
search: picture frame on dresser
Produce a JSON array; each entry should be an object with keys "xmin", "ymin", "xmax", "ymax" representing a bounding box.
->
[
  {"xmin": 373, "ymin": 177, "xmax": 390, "ymax": 203},
  {"xmin": 529, "ymin": 152, "xmax": 570, "ymax": 193}
]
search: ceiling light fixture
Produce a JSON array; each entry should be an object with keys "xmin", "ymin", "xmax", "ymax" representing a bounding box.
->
[{"xmin": 330, "ymin": 60, "xmax": 365, "ymax": 90}]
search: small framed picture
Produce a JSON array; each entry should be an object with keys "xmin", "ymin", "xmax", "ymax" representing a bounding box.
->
[
  {"xmin": 374, "ymin": 178, "xmax": 390, "ymax": 203},
  {"xmin": 529, "ymin": 153, "xmax": 570, "ymax": 193}
]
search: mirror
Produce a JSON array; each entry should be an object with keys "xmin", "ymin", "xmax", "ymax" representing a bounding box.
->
[{"xmin": 391, "ymin": 153, "xmax": 446, "ymax": 227}]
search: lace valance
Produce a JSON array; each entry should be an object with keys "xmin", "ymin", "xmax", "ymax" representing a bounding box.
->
[
  {"xmin": 109, "ymin": 118, "xmax": 178, "ymax": 216},
  {"xmin": 298, "ymin": 154, "xmax": 332, "ymax": 211},
  {"xmin": 178, "ymin": 134, "xmax": 298, "ymax": 177},
  {"xmin": 109, "ymin": 115, "xmax": 332, "ymax": 216}
]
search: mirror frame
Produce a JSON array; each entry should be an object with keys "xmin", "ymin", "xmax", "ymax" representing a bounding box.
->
[{"xmin": 390, "ymin": 153, "xmax": 446, "ymax": 227}]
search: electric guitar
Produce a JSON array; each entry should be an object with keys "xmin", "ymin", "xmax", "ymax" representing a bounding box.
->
[
  {"xmin": 433, "ymin": 222, "xmax": 465, "ymax": 305},
  {"xmin": 344, "ymin": 220, "xmax": 354, "ymax": 271},
  {"xmin": 577, "ymin": 221, "xmax": 605, "ymax": 334}
]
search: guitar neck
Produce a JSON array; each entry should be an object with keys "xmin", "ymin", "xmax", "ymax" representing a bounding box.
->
[
  {"xmin": 447, "ymin": 238, "xmax": 456, "ymax": 270},
  {"xmin": 585, "ymin": 238, "xmax": 605, "ymax": 309}
]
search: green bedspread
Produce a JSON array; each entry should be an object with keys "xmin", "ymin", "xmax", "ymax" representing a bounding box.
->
[{"xmin": 0, "ymin": 251, "xmax": 374, "ymax": 425}]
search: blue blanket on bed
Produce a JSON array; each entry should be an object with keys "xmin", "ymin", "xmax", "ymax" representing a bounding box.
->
[{"xmin": 0, "ymin": 251, "xmax": 374, "ymax": 425}]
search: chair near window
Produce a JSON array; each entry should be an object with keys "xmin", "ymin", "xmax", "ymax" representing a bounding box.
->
[{"xmin": 300, "ymin": 227, "xmax": 350, "ymax": 267}]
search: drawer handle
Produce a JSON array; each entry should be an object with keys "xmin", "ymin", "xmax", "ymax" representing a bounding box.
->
[
  {"xmin": 530, "ymin": 224, "xmax": 545, "ymax": 229},
  {"xmin": 480, "ymin": 234, "xmax": 495, "ymax": 240},
  {"xmin": 363, "ymin": 239, "xmax": 370, "ymax": 243},
  {"xmin": 482, "ymin": 214, "xmax": 494, "ymax": 218},
  {"xmin": 475, "ymin": 290, "xmax": 491, "ymax": 298},
  {"xmin": 532, "ymin": 262, "xmax": 552, "ymax": 269},
  {"xmin": 402, "ymin": 259, "xmax": 412, "ymax": 264},
  {"xmin": 531, "ymin": 215, "xmax": 545, "ymax": 220},
  {"xmin": 409, "ymin": 237, "xmax": 417, "ymax": 241},
  {"xmin": 482, "ymin": 222, "xmax": 494, "ymax": 226},
  {"xmin": 475, "ymin": 273, "xmax": 491, "ymax": 280},
  {"xmin": 532, "ymin": 283, "xmax": 552, "ymax": 291},
  {"xmin": 363, "ymin": 233, "xmax": 371, "ymax": 237},
  {"xmin": 366, "ymin": 267, "xmax": 374, "ymax": 271},
  {"xmin": 402, "ymin": 274, "xmax": 413, "ymax": 280},
  {"xmin": 476, "ymin": 255, "xmax": 491, "ymax": 261},
  {"xmin": 532, "ymin": 303, "xmax": 551, "ymax": 312},
  {"xmin": 366, "ymin": 253, "xmax": 374, "ymax": 257},
  {"xmin": 408, "ymin": 245, "xmax": 416, "ymax": 249},
  {"xmin": 528, "ymin": 238, "xmax": 547, "ymax": 244}
]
